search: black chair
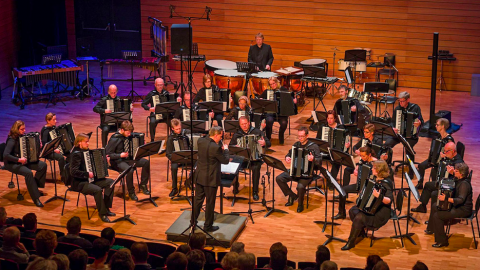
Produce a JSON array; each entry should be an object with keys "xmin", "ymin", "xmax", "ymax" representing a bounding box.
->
[
  {"xmin": 146, "ymin": 242, "xmax": 177, "ymax": 260},
  {"xmin": 379, "ymin": 79, "xmax": 398, "ymax": 118},
  {"xmin": 0, "ymin": 143, "xmax": 27, "ymax": 201},
  {"xmin": 148, "ymin": 253, "xmax": 165, "ymax": 268},
  {"xmin": 378, "ymin": 53, "xmax": 397, "ymax": 81},
  {"xmin": 457, "ymin": 141, "xmax": 465, "ymax": 160},
  {"xmin": 446, "ymin": 193, "xmax": 480, "ymax": 249},
  {"xmin": 55, "ymin": 242, "xmax": 82, "ymax": 255},
  {"xmin": 298, "ymin": 262, "xmax": 316, "ymax": 270},
  {"xmin": 96, "ymin": 124, "xmax": 118, "ymax": 148},
  {"xmin": 61, "ymin": 163, "xmax": 95, "ymax": 219}
]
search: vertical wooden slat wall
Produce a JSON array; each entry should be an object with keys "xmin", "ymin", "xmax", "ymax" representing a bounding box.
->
[{"xmin": 0, "ymin": 0, "xmax": 18, "ymax": 89}]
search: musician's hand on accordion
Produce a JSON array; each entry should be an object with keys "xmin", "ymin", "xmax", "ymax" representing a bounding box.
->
[
  {"xmin": 413, "ymin": 119, "xmax": 421, "ymax": 127},
  {"xmin": 105, "ymin": 109, "xmax": 113, "ymax": 114},
  {"xmin": 345, "ymin": 142, "xmax": 351, "ymax": 149},
  {"xmin": 18, "ymin": 157, "xmax": 27, "ymax": 165},
  {"xmin": 261, "ymin": 121, "xmax": 267, "ymax": 129},
  {"xmin": 88, "ymin": 172, "xmax": 94, "ymax": 178},
  {"xmin": 353, "ymin": 169, "xmax": 358, "ymax": 176},
  {"xmin": 120, "ymin": 152, "xmax": 128, "ymax": 158},
  {"xmin": 293, "ymin": 98, "xmax": 297, "ymax": 104},
  {"xmin": 307, "ymin": 153, "xmax": 314, "ymax": 162},
  {"xmin": 258, "ymin": 138, "xmax": 266, "ymax": 147},
  {"xmin": 351, "ymin": 105, "xmax": 357, "ymax": 112},
  {"xmin": 447, "ymin": 165, "xmax": 455, "ymax": 174},
  {"xmin": 149, "ymin": 107, "xmax": 156, "ymax": 112},
  {"xmin": 393, "ymin": 128, "xmax": 399, "ymax": 134},
  {"xmin": 285, "ymin": 156, "xmax": 292, "ymax": 164},
  {"xmin": 54, "ymin": 149, "xmax": 61, "ymax": 154},
  {"xmin": 177, "ymin": 97, "xmax": 182, "ymax": 102},
  {"xmin": 209, "ymin": 111, "xmax": 215, "ymax": 119},
  {"xmin": 107, "ymin": 155, "xmax": 111, "ymax": 164},
  {"xmin": 373, "ymin": 188, "xmax": 380, "ymax": 198},
  {"xmin": 438, "ymin": 193, "xmax": 446, "ymax": 202}
]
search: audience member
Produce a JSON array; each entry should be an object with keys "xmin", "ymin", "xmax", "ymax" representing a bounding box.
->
[
  {"xmin": 305, "ymin": 245, "xmax": 330, "ymax": 270},
  {"xmin": 412, "ymin": 261, "xmax": 428, "ymax": 270},
  {"xmin": 372, "ymin": 261, "xmax": 389, "ymax": 270},
  {"xmin": 186, "ymin": 249, "xmax": 206, "ymax": 270},
  {"xmin": 221, "ymin": 252, "xmax": 239, "ymax": 270},
  {"xmin": 237, "ymin": 252, "xmax": 255, "ymax": 270},
  {"xmin": 0, "ymin": 207, "xmax": 7, "ymax": 233},
  {"xmin": 34, "ymin": 229, "xmax": 57, "ymax": 259},
  {"xmin": 0, "ymin": 226, "xmax": 30, "ymax": 264},
  {"xmin": 101, "ymin": 227, "xmax": 125, "ymax": 250},
  {"xmin": 270, "ymin": 250, "xmax": 287, "ymax": 270},
  {"xmin": 87, "ymin": 238, "xmax": 111, "ymax": 270},
  {"xmin": 188, "ymin": 233, "xmax": 215, "ymax": 264},
  {"xmin": 320, "ymin": 261, "xmax": 337, "ymax": 270},
  {"xmin": 52, "ymin": 254, "xmax": 70, "ymax": 270},
  {"xmin": 131, "ymin": 242, "xmax": 152, "ymax": 270},
  {"xmin": 58, "ymin": 216, "xmax": 93, "ymax": 249},
  {"xmin": 365, "ymin": 255, "xmax": 383, "ymax": 270},
  {"xmin": 264, "ymin": 242, "xmax": 292, "ymax": 270},
  {"xmin": 166, "ymin": 252, "xmax": 188, "ymax": 270},
  {"xmin": 230, "ymin": 242, "xmax": 245, "ymax": 253},
  {"xmin": 26, "ymin": 257, "xmax": 58, "ymax": 270},
  {"xmin": 21, "ymin": 213, "xmax": 38, "ymax": 239},
  {"xmin": 176, "ymin": 244, "xmax": 191, "ymax": 255},
  {"xmin": 110, "ymin": 249, "xmax": 135, "ymax": 270},
  {"xmin": 69, "ymin": 249, "xmax": 89, "ymax": 270}
]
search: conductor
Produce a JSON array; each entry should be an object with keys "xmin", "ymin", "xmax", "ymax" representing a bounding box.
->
[{"xmin": 193, "ymin": 126, "xmax": 230, "ymax": 232}]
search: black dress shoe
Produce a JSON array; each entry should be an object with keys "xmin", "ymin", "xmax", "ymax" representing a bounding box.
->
[
  {"xmin": 169, "ymin": 189, "xmax": 179, "ymax": 197},
  {"xmin": 432, "ymin": 242, "xmax": 449, "ymax": 248},
  {"xmin": 140, "ymin": 185, "xmax": 151, "ymax": 195},
  {"xmin": 424, "ymin": 229, "xmax": 434, "ymax": 235},
  {"xmin": 285, "ymin": 195, "xmax": 298, "ymax": 206},
  {"xmin": 34, "ymin": 199, "xmax": 44, "ymax": 208},
  {"xmin": 411, "ymin": 205, "xmax": 427, "ymax": 213},
  {"xmin": 204, "ymin": 225, "xmax": 219, "ymax": 232},
  {"xmin": 233, "ymin": 188, "xmax": 239, "ymax": 195},
  {"xmin": 129, "ymin": 193, "xmax": 138, "ymax": 201},
  {"xmin": 106, "ymin": 211, "xmax": 116, "ymax": 217},
  {"xmin": 333, "ymin": 212, "xmax": 346, "ymax": 220},
  {"xmin": 253, "ymin": 192, "xmax": 259, "ymax": 201},
  {"xmin": 297, "ymin": 204, "xmax": 304, "ymax": 213},
  {"xmin": 39, "ymin": 191, "xmax": 47, "ymax": 196},
  {"xmin": 100, "ymin": 215, "xmax": 111, "ymax": 223}
]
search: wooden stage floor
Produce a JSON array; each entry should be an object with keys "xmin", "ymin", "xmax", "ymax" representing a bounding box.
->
[{"xmin": 1, "ymin": 65, "xmax": 479, "ymax": 269}]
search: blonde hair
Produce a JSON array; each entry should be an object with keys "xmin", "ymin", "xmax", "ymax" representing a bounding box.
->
[
  {"xmin": 238, "ymin": 96, "xmax": 249, "ymax": 104},
  {"xmin": 74, "ymin": 133, "xmax": 90, "ymax": 147},
  {"xmin": 268, "ymin": 77, "xmax": 281, "ymax": 90},
  {"xmin": 171, "ymin": 118, "xmax": 181, "ymax": 127},
  {"xmin": 373, "ymin": 160, "xmax": 390, "ymax": 179}
]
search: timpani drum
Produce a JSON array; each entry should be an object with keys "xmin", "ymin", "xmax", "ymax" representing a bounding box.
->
[
  {"xmin": 338, "ymin": 59, "xmax": 348, "ymax": 71},
  {"xmin": 205, "ymin": 60, "xmax": 237, "ymax": 77},
  {"xmin": 338, "ymin": 60, "xmax": 367, "ymax": 72},
  {"xmin": 250, "ymin": 71, "xmax": 278, "ymax": 96},
  {"xmin": 213, "ymin": 70, "xmax": 246, "ymax": 94},
  {"xmin": 300, "ymin": 58, "xmax": 327, "ymax": 67}
]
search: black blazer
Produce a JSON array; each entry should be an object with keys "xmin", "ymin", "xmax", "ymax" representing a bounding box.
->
[
  {"xmin": 105, "ymin": 133, "xmax": 128, "ymax": 166},
  {"xmin": 194, "ymin": 137, "xmax": 230, "ymax": 187},
  {"xmin": 69, "ymin": 147, "xmax": 92, "ymax": 190},
  {"xmin": 193, "ymin": 85, "xmax": 219, "ymax": 103},
  {"xmin": 93, "ymin": 95, "xmax": 120, "ymax": 114}
]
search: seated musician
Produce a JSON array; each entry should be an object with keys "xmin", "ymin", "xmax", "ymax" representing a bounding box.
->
[
  {"xmin": 3, "ymin": 120, "xmax": 47, "ymax": 207},
  {"xmin": 229, "ymin": 116, "xmax": 270, "ymax": 200},
  {"xmin": 69, "ymin": 133, "xmax": 115, "ymax": 223},
  {"xmin": 226, "ymin": 96, "xmax": 250, "ymax": 120},
  {"xmin": 416, "ymin": 117, "xmax": 454, "ymax": 189},
  {"xmin": 333, "ymin": 85, "xmax": 366, "ymax": 127},
  {"xmin": 352, "ymin": 123, "xmax": 390, "ymax": 162},
  {"xmin": 105, "ymin": 120, "xmax": 150, "ymax": 201},
  {"xmin": 40, "ymin": 112, "xmax": 66, "ymax": 182},
  {"xmin": 258, "ymin": 77, "xmax": 296, "ymax": 145},
  {"xmin": 93, "ymin": 84, "xmax": 133, "ymax": 147},
  {"xmin": 411, "ymin": 142, "xmax": 463, "ymax": 213},
  {"xmin": 175, "ymin": 91, "xmax": 214, "ymax": 124},
  {"xmin": 166, "ymin": 118, "xmax": 192, "ymax": 197},
  {"xmin": 248, "ymin": 32, "xmax": 274, "ymax": 71},
  {"xmin": 342, "ymin": 160, "xmax": 394, "ymax": 250},
  {"xmin": 425, "ymin": 162, "xmax": 472, "ymax": 248},
  {"xmin": 276, "ymin": 127, "xmax": 321, "ymax": 213},
  {"xmin": 193, "ymin": 74, "xmax": 224, "ymax": 126},
  {"xmin": 335, "ymin": 146, "xmax": 377, "ymax": 220}
]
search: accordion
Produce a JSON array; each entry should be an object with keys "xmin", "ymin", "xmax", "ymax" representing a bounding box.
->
[
  {"xmin": 437, "ymin": 178, "xmax": 455, "ymax": 211},
  {"xmin": 173, "ymin": 135, "xmax": 190, "ymax": 151},
  {"xmin": 213, "ymin": 88, "xmax": 232, "ymax": 111},
  {"xmin": 191, "ymin": 134, "xmax": 202, "ymax": 151},
  {"xmin": 395, "ymin": 109, "xmax": 418, "ymax": 138},
  {"xmin": 338, "ymin": 99, "xmax": 356, "ymax": 125},
  {"xmin": 321, "ymin": 126, "xmax": 349, "ymax": 152},
  {"xmin": 251, "ymin": 113, "xmax": 266, "ymax": 131},
  {"xmin": 371, "ymin": 144, "xmax": 393, "ymax": 165},
  {"xmin": 125, "ymin": 133, "xmax": 145, "ymax": 160},
  {"xmin": 106, "ymin": 98, "xmax": 132, "ymax": 112},
  {"xmin": 152, "ymin": 95, "xmax": 164, "ymax": 120},
  {"xmin": 356, "ymin": 177, "xmax": 387, "ymax": 215},
  {"xmin": 49, "ymin": 123, "xmax": 75, "ymax": 155},
  {"xmin": 83, "ymin": 148, "xmax": 109, "ymax": 182},
  {"xmin": 237, "ymin": 134, "xmax": 264, "ymax": 160},
  {"xmin": 277, "ymin": 91, "xmax": 296, "ymax": 116},
  {"xmin": 289, "ymin": 145, "xmax": 314, "ymax": 178},
  {"xmin": 19, "ymin": 132, "xmax": 41, "ymax": 164},
  {"xmin": 436, "ymin": 159, "xmax": 452, "ymax": 182},
  {"xmin": 356, "ymin": 162, "xmax": 372, "ymax": 191},
  {"xmin": 427, "ymin": 138, "xmax": 443, "ymax": 166},
  {"xmin": 159, "ymin": 91, "xmax": 178, "ymax": 103}
]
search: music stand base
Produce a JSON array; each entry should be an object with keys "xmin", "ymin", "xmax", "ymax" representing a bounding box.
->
[
  {"xmin": 44, "ymin": 195, "xmax": 69, "ymax": 204},
  {"xmin": 230, "ymin": 209, "xmax": 266, "ymax": 224},
  {"xmin": 399, "ymin": 214, "xmax": 420, "ymax": 224},
  {"xmin": 323, "ymin": 235, "xmax": 347, "ymax": 245},
  {"xmin": 112, "ymin": 214, "xmax": 137, "ymax": 225},
  {"xmin": 264, "ymin": 207, "xmax": 288, "ymax": 218},
  {"xmin": 308, "ymin": 186, "xmax": 325, "ymax": 196},
  {"xmin": 137, "ymin": 196, "xmax": 159, "ymax": 207},
  {"xmin": 314, "ymin": 220, "xmax": 340, "ymax": 232},
  {"xmin": 391, "ymin": 233, "xmax": 416, "ymax": 245}
]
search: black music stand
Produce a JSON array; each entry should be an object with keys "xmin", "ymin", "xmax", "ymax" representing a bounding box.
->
[
  {"xmin": 124, "ymin": 51, "xmax": 143, "ymax": 102},
  {"xmin": 44, "ymin": 54, "xmax": 66, "ymax": 108},
  {"xmin": 40, "ymin": 136, "xmax": 67, "ymax": 204},
  {"xmin": 371, "ymin": 121, "xmax": 396, "ymax": 142},
  {"xmin": 261, "ymin": 154, "xmax": 289, "ymax": 218},
  {"xmin": 311, "ymin": 111, "xmax": 328, "ymax": 131},
  {"xmin": 171, "ymin": 150, "xmax": 198, "ymax": 204},
  {"xmin": 156, "ymin": 102, "xmax": 180, "ymax": 135},
  {"xmin": 302, "ymin": 66, "xmax": 328, "ymax": 113},
  {"xmin": 220, "ymin": 157, "xmax": 243, "ymax": 214},
  {"xmin": 134, "ymin": 141, "xmax": 163, "ymax": 207},
  {"xmin": 344, "ymin": 50, "xmax": 367, "ymax": 89},
  {"xmin": 182, "ymin": 120, "xmax": 209, "ymax": 134},
  {"xmin": 236, "ymin": 62, "xmax": 257, "ymax": 93},
  {"xmin": 103, "ymin": 112, "xmax": 131, "ymax": 127},
  {"xmin": 229, "ymin": 146, "xmax": 265, "ymax": 223},
  {"xmin": 250, "ymin": 99, "xmax": 277, "ymax": 115},
  {"xmin": 222, "ymin": 120, "xmax": 239, "ymax": 134},
  {"xmin": 364, "ymin": 82, "xmax": 390, "ymax": 120},
  {"xmin": 110, "ymin": 166, "xmax": 136, "ymax": 225},
  {"xmin": 198, "ymin": 101, "xmax": 224, "ymax": 113},
  {"xmin": 314, "ymin": 166, "xmax": 345, "ymax": 232}
]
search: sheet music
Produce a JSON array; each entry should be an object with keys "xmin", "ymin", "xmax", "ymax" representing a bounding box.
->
[
  {"xmin": 405, "ymin": 173, "xmax": 420, "ymax": 202},
  {"xmin": 206, "ymin": 89, "xmax": 213, "ymax": 102},
  {"xmin": 158, "ymin": 140, "xmax": 166, "ymax": 154},
  {"xmin": 311, "ymin": 111, "xmax": 318, "ymax": 123},
  {"xmin": 221, "ymin": 162, "xmax": 240, "ymax": 174}
]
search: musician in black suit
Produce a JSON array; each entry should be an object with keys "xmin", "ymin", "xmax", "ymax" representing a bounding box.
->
[
  {"xmin": 174, "ymin": 91, "xmax": 214, "ymax": 123},
  {"xmin": 248, "ymin": 33, "xmax": 274, "ymax": 71},
  {"xmin": 193, "ymin": 126, "xmax": 230, "ymax": 232},
  {"xmin": 416, "ymin": 118, "xmax": 454, "ymax": 189},
  {"xmin": 69, "ymin": 133, "xmax": 114, "ymax": 223},
  {"xmin": 40, "ymin": 112, "xmax": 66, "ymax": 182},
  {"xmin": 193, "ymin": 74, "xmax": 225, "ymax": 127},
  {"xmin": 93, "ymin": 84, "xmax": 133, "ymax": 147},
  {"xmin": 226, "ymin": 96, "xmax": 251, "ymax": 120},
  {"xmin": 411, "ymin": 142, "xmax": 464, "ymax": 213},
  {"xmin": 276, "ymin": 127, "xmax": 322, "ymax": 213},
  {"xmin": 229, "ymin": 116, "xmax": 270, "ymax": 200},
  {"xmin": 342, "ymin": 160, "xmax": 394, "ymax": 250},
  {"xmin": 3, "ymin": 120, "xmax": 47, "ymax": 207},
  {"xmin": 335, "ymin": 146, "xmax": 377, "ymax": 220},
  {"xmin": 105, "ymin": 120, "xmax": 150, "ymax": 201},
  {"xmin": 333, "ymin": 85, "xmax": 367, "ymax": 129},
  {"xmin": 352, "ymin": 123, "xmax": 391, "ymax": 163},
  {"xmin": 166, "ymin": 118, "xmax": 192, "ymax": 197},
  {"xmin": 426, "ymin": 162, "xmax": 472, "ymax": 248}
]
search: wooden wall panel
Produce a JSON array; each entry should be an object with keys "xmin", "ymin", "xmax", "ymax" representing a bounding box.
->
[
  {"xmin": 0, "ymin": 0, "xmax": 18, "ymax": 90},
  {"xmin": 140, "ymin": 0, "xmax": 480, "ymax": 92}
]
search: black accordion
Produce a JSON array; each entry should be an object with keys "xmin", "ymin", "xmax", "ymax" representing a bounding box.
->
[
  {"xmin": 427, "ymin": 138, "xmax": 443, "ymax": 166},
  {"xmin": 49, "ymin": 123, "xmax": 75, "ymax": 155},
  {"xmin": 158, "ymin": 92, "xmax": 179, "ymax": 103},
  {"xmin": 237, "ymin": 134, "xmax": 263, "ymax": 160},
  {"xmin": 395, "ymin": 109, "xmax": 418, "ymax": 138},
  {"xmin": 436, "ymin": 159, "xmax": 452, "ymax": 182},
  {"xmin": 437, "ymin": 178, "xmax": 455, "ymax": 211},
  {"xmin": 371, "ymin": 144, "xmax": 393, "ymax": 165},
  {"xmin": 19, "ymin": 132, "xmax": 41, "ymax": 163},
  {"xmin": 289, "ymin": 145, "xmax": 314, "ymax": 178},
  {"xmin": 356, "ymin": 162, "xmax": 372, "ymax": 191},
  {"xmin": 321, "ymin": 126, "xmax": 349, "ymax": 152},
  {"xmin": 356, "ymin": 177, "xmax": 387, "ymax": 215},
  {"xmin": 337, "ymin": 99, "xmax": 356, "ymax": 125},
  {"xmin": 125, "ymin": 133, "xmax": 145, "ymax": 160},
  {"xmin": 83, "ymin": 148, "xmax": 109, "ymax": 182},
  {"xmin": 213, "ymin": 88, "xmax": 232, "ymax": 112},
  {"xmin": 106, "ymin": 98, "xmax": 132, "ymax": 112},
  {"xmin": 173, "ymin": 134, "xmax": 191, "ymax": 151}
]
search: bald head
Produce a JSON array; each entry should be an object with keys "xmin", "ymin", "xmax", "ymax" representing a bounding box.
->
[
  {"xmin": 155, "ymin": 78, "xmax": 165, "ymax": 92},
  {"xmin": 108, "ymin": 85, "xmax": 118, "ymax": 98},
  {"xmin": 444, "ymin": 142, "xmax": 457, "ymax": 159}
]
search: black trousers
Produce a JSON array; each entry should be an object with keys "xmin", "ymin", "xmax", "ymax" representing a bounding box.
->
[
  {"xmin": 427, "ymin": 201, "xmax": 471, "ymax": 244},
  {"xmin": 338, "ymin": 184, "xmax": 358, "ymax": 213},
  {"xmin": 5, "ymin": 161, "xmax": 47, "ymax": 201},
  {"xmin": 194, "ymin": 183, "xmax": 218, "ymax": 228},
  {"xmin": 349, "ymin": 206, "xmax": 371, "ymax": 230},
  {"xmin": 385, "ymin": 136, "xmax": 418, "ymax": 177},
  {"xmin": 111, "ymin": 159, "xmax": 150, "ymax": 194},
  {"xmin": 100, "ymin": 125, "xmax": 118, "ymax": 147},
  {"xmin": 46, "ymin": 153, "xmax": 66, "ymax": 180},
  {"xmin": 276, "ymin": 172, "xmax": 312, "ymax": 205},
  {"xmin": 243, "ymin": 161, "xmax": 262, "ymax": 193},
  {"xmin": 343, "ymin": 167, "xmax": 355, "ymax": 186},
  {"xmin": 419, "ymin": 181, "xmax": 438, "ymax": 207},
  {"xmin": 265, "ymin": 115, "xmax": 288, "ymax": 144},
  {"xmin": 330, "ymin": 163, "xmax": 340, "ymax": 180},
  {"xmin": 148, "ymin": 116, "xmax": 164, "ymax": 141},
  {"xmin": 76, "ymin": 179, "xmax": 114, "ymax": 215},
  {"xmin": 213, "ymin": 113, "xmax": 224, "ymax": 127},
  {"xmin": 170, "ymin": 162, "xmax": 180, "ymax": 190},
  {"xmin": 418, "ymin": 159, "xmax": 439, "ymax": 182}
]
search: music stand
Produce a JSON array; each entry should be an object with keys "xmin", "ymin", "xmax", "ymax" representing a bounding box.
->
[
  {"xmin": 344, "ymin": 49, "xmax": 366, "ymax": 89},
  {"xmin": 43, "ymin": 54, "xmax": 65, "ymax": 108},
  {"xmin": 156, "ymin": 102, "xmax": 180, "ymax": 135},
  {"xmin": 302, "ymin": 66, "xmax": 328, "ymax": 113},
  {"xmin": 364, "ymin": 82, "xmax": 390, "ymax": 119},
  {"xmin": 220, "ymin": 157, "xmax": 243, "ymax": 214},
  {"xmin": 198, "ymin": 101, "xmax": 225, "ymax": 113},
  {"xmin": 103, "ymin": 112, "xmax": 132, "ymax": 127},
  {"xmin": 237, "ymin": 62, "xmax": 257, "ymax": 93},
  {"xmin": 391, "ymin": 172, "xmax": 419, "ymax": 245},
  {"xmin": 261, "ymin": 154, "xmax": 289, "ymax": 218},
  {"xmin": 124, "ymin": 51, "xmax": 143, "ymax": 101},
  {"xmin": 134, "ymin": 141, "xmax": 163, "ymax": 207},
  {"xmin": 182, "ymin": 120, "xmax": 209, "ymax": 134},
  {"xmin": 170, "ymin": 150, "xmax": 198, "ymax": 204},
  {"xmin": 110, "ymin": 166, "xmax": 136, "ymax": 225},
  {"xmin": 251, "ymin": 99, "xmax": 277, "ymax": 114},
  {"xmin": 314, "ymin": 166, "xmax": 345, "ymax": 232},
  {"xmin": 222, "ymin": 120, "xmax": 239, "ymax": 134},
  {"xmin": 371, "ymin": 121, "xmax": 396, "ymax": 142},
  {"xmin": 40, "ymin": 136, "xmax": 68, "ymax": 204}
]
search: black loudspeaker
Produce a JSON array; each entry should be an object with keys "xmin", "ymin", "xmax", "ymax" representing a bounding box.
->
[{"xmin": 171, "ymin": 24, "xmax": 192, "ymax": 55}]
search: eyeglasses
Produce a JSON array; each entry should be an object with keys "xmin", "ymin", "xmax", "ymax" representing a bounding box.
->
[
  {"xmin": 297, "ymin": 135, "xmax": 307, "ymax": 139},
  {"xmin": 444, "ymin": 149, "xmax": 453, "ymax": 153}
]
